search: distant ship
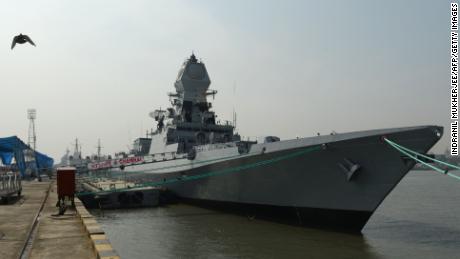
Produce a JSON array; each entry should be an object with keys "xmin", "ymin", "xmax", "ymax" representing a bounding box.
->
[{"xmin": 88, "ymin": 54, "xmax": 442, "ymax": 232}]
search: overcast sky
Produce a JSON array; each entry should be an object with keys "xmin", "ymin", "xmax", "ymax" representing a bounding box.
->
[{"xmin": 0, "ymin": 0, "xmax": 450, "ymax": 160}]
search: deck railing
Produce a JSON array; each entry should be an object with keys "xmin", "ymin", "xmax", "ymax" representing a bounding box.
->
[{"xmin": 0, "ymin": 171, "xmax": 21, "ymax": 197}]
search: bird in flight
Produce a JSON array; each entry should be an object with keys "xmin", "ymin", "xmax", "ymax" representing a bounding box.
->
[{"xmin": 11, "ymin": 34, "xmax": 36, "ymax": 49}]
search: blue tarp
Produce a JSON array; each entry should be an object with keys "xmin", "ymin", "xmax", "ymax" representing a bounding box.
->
[
  {"xmin": 0, "ymin": 136, "xmax": 28, "ymax": 175},
  {"xmin": 0, "ymin": 136, "xmax": 54, "ymax": 176},
  {"xmin": 0, "ymin": 152, "xmax": 14, "ymax": 165},
  {"xmin": 0, "ymin": 136, "xmax": 29, "ymax": 156},
  {"xmin": 35, "ymin": 151, "xmax": 54, "ymax": 170}
]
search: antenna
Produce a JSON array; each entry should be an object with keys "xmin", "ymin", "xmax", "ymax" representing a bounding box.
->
[
  {"xmin": 27, "ymin": 109, "xmax": 37, "ymax": 150},
  {"xmin": 233, "ymin": 111, "xmax": 237, "ymax": 130},
  {"xmin": 96, "ymin": 139, "xmax": 103, "ymax": 160},
  {"xmin": 232, "ymin": 81, "xmax": 237, "ymax": 131},
  {"xmin": 140, "ymin": 121, "xmax": 143, "ymax": 139}
]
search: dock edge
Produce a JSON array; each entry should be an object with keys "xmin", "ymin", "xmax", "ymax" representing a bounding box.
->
[{"xmin": 74, "ymin": 199, "xmax": 121, "ymax": 259}]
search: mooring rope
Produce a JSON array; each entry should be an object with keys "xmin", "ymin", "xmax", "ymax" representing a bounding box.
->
[
  {"xmin": 77, "ymin": 145, "xmax": 323, "ymax": 196},
  {"xmin": 384, "ymin": 138, "xmax": 460, "ymax": 181}
]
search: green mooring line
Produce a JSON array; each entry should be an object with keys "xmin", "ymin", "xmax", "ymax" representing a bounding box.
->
[
  {"xmin": 77, "ymin": 145, "xmax": 322, "ymax": 196},
  {"xmin": 384, "ymin": 138, "xmax": 460, "ymax": 181},
  {"xmin": 385, "ymin": 138, "xmax": 460, "ymax": 171}
]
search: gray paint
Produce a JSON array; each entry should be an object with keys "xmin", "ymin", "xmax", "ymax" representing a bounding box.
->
[{"xmin": 103, "ymin": 54, "xmax": 443, "ymax": 230}]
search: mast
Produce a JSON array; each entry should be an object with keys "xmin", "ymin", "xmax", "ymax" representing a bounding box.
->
[
  {"xmin": 74, "ymin": 138, "xmax": 81, "ymax": 159},
  {"xmin": 96, "ymin": 139, "xmax": 102, "ymax": 160}
]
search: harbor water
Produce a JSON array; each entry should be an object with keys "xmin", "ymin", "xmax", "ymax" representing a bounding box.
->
[{"xmin": 94, "ymin": 170, "xmax": 460, "ymax": 258}]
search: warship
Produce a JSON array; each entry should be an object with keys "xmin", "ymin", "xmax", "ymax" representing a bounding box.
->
[{"xmin": 88, "ymin": 54, "xmax": 442, "ymax": 231}]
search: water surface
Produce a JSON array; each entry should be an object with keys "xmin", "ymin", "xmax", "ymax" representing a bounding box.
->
[{"xmin": 94, "ymin": 171, "xmax": 460, "ymax": 258}]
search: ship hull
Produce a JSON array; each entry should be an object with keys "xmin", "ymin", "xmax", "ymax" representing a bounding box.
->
[
  {"xmin": 114, "ymin": 125, "xmax": 442, "ymax": 231},
  {"xmin": 181, "ymin": 198, "xmax": 372, "ymax": 232}
]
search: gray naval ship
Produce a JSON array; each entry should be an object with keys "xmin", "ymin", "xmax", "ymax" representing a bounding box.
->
[{"xmin": 94, "ymin": 54, "xmax": 443, "ymax": 232}]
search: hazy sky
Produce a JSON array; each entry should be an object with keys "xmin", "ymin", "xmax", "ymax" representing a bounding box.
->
[{"xmin": 0, "ymin": 0, "xmax": 450, "ymax": 160}]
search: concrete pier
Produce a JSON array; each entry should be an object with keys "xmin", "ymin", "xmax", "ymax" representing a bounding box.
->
[
  {"xmin": 29, "ymin": 182, "xmax": 96, "ymax": 259},
  {"xmin": 0, "ymin": 181, "xmax": 52, "ymax": 259},
  {"xmin": 0, "ymin": 181, "xmax": 103, "ymax": 259}
]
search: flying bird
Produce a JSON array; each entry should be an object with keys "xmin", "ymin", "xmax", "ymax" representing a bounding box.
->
[{"xmin": 11, "ymin": 34, "xmax": 36, "ymax": 49}]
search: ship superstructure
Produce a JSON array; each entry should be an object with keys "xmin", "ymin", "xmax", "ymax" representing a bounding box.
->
[{"xmin": 148, "ymin": 53, "xmax": 237, "ymax": 156}]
